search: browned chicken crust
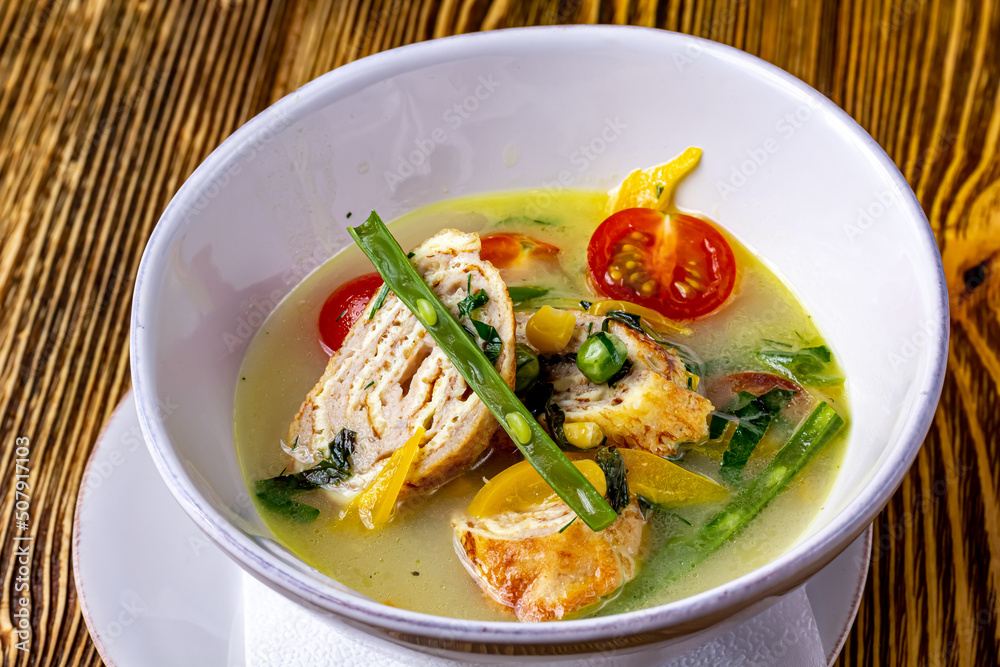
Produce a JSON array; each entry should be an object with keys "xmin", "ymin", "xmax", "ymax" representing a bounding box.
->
[
  {"xmin": 513, "ymin": 311, "xmax": 713, "ymax": 457},
  {"xmin": 285, "ymin": 229, "xmax": 516, "ymax": 498},
  {"xmin": 453, "ymin": 500, "xmax": 645, "ymax": 622}
]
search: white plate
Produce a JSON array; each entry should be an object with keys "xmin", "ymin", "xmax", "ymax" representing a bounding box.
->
[{"xmin": 74, "ymin": 393, "xmax": 872, "ymax": 666}]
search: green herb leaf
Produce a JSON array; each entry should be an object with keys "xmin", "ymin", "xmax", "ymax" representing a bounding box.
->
[
  {"xmin": 545, "ymin": 400, "xmax": 570, "ymax": 449},
  {"xmin": 458, "ymin": 275, "xmax": 490, "ymax": 319},
  {"xmin": 720, "ymin": 388, "xmax": 796, "ymax": 484},
  {"xmin": 757, "ymin": 343, "xmax": 840, "ymax": 386},
  {"xmin": 606, "ymin": 358, "xmax": 634, "ymax": 388},
  {"xmin": 708, "ymin": 412, "xmax": 737, "ymax": 440},
  {"xmin": 507, "ymin": 286, "xmax": 549, "ymax": 303},
  {"xmin": 521, "ymin": 381, "xmax": 554, "ymax": 417},
  {"xmin": 255, "ymin": 428, "xmax": 357, "ymax": 520},
  {"xmin": 471, "ymin": 319, "xmax": 502, "ymax": 364},
  {"xmin": 602, "ymin": 311, "xmax": 644, "ymax": 333},
  {"xmin": 254, "ymin": 481, "xmax": 321, "ymax": 523},
  {"xmin": 368, "ymin": 284, "xmax": 390, "ymax": 319},
  {"xmin": 595, "ymin": 446, "xmax": 630, "ymax": 513}
]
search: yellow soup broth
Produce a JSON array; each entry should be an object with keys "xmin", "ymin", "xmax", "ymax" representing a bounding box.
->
[{"xmin": 234, "ymin": 190, "xmax": 849, "ymax": 621}]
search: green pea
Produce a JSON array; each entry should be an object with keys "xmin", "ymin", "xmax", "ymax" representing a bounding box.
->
[
  {"xmin": 514, "ymin": 343, "xmax": 540, "ymax": 392},
  {"xmin": 505, "ymin": 412, "xmax": 533, "ymax": 445},
  {"xmin": 576, "ymin": 332, "xmax": 628, "ymax": 384},
  {"xmin": 416, "ymin": 298, "xmax": 437, "ymax": 326}
]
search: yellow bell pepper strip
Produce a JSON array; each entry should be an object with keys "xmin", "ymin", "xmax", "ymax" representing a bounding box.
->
[
  {"xmin": 618, "ymin": 448, "xmax": 729, "ymax": 508},
  {"xmin": 525, "ymin": 305, "xmax": 576, "ymax": 353},
  {"xmin": 349, "ymin": 212, "xmax": 616, "ymax": 531},
  {"xmin": 585, "ymin": 299, "xmax": 691, "ymax": 337},
  {"xmin": 348, "ymin": 427, "xmax": 424, "ymax": 529},
  {"xmin": 606, "ymin": 147, "xmax": 703, "ymax": 214},
  {"xmin": 468, "ymin": 459, "xmax": 607, "ymax": 518}
]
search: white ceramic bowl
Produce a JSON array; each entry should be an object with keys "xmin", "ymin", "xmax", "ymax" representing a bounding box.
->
[{"xmin": 130, "ymin": 25, "xmax": 948, "ymax": 656}]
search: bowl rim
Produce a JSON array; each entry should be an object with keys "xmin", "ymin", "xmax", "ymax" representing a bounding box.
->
[{"xmin": 130, "ymin": 24, "xmax": 949, "ymax": 644}]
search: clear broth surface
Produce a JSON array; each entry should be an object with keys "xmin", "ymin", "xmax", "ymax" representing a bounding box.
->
[{"xmin": 234, "ymin": 190, "xmax": 849, "ymax": 621}]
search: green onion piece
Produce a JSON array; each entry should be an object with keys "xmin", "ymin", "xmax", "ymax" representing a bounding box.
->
[
  {"xmin": 598, "ymin": 402, "xmax": 845, "ymax": 615},
  {"xmin": 368, "ymin": 284, "xmax": 390, "ymax": 319},
  {"xmin": 349, "ymin": 211, "xmax": 616, "ymax": 531}
]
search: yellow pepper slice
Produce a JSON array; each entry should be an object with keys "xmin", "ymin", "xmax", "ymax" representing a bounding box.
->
[
  {"xmin": 607, "ymin": 147, "xmax": 703, "ymax": 214},
  {"xmin": 586, "ymin": 299, "xmax": 692, "ymax": 337},
  {"xmin": 468, "ymin": 459, "xmax": 607, "ymax": 518},
  {"xmin": 349, "ymin": 427, "xmax": 425, "ymax": 529},
  {"xmin": 525, "ymin": 305, "xmax": 576, "ymax": 353},
  {"xmin": 619, "ymin": 448, "xmax": 728, "ymax": 508}
]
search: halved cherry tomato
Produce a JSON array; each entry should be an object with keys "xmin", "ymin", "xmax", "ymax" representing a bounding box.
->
[
  {"xmin": 587, "ymin": 209, "xmax": 736, "ymax": 320},
  {"xmin": 480, "ymin": 233, "xmax": 560, "ymax": 269},
  {"xmin": 708, "ymin": 372, "xmax": 812, "ymax": 422},
  {"xmin": 318, "ymin": 272, "xmax": 384, "ymax": 354}
]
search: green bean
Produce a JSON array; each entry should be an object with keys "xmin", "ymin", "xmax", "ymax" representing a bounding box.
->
[
  {"xmin": 349, "ymin": 211, "xmax": 617, "ymax": 531},
  {"xmin": 598, "ymin": 401, "xmax": 845, "ymax": 615}
]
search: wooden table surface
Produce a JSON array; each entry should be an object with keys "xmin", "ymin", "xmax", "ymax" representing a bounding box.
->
[{"xmin": 2, "ymin": 1, "xmax": 998, "ymax": 665}]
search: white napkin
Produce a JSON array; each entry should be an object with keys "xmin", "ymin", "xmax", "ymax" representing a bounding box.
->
[{"xmin": 242, "ymin": 574, "xmax": 826, "ymax": 666}]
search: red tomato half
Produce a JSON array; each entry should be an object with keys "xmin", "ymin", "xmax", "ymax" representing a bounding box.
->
[
  {"xmin": 481, "ymin": 233, "xmax": 560, "ymax": 269},
  {"xmin": 587, "ymin": 209, "xmax": 736, "ymax": 320},
  {"xmin": 318, "ymin": 272, "xmax": 384, "ymax": 354}
]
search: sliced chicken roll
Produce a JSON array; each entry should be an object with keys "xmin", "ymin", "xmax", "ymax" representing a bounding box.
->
[
  {"xmin": 286, "ymin": 229, "xmax": 516, "ymax": 498},
  {"xmin": 517, "ymin": 311, "xmax": 713, "ymax": 457},
  {"xmin": 453, "ymin": 500, "xmax": 645, "ymax": 622}
]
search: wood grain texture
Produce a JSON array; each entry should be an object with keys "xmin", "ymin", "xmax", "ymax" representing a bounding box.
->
[{"xmin": 0, "ymin": 1, "xmax": 997, "ymax": 665}]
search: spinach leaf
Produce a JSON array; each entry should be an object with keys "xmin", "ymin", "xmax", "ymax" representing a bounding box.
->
[
  {"xmin": 757, "ymin": 343, "xmax": 842, "ymax": 386},
  {"xmin": 507, "ymin": 286, "xmax": 549, "ymax": 303},
  {"xmin": 602, "ymin": 310, "xmax": 644, "ymax": 333},
  {"xmin": 545, "ymin": 400, "xmax": 571, "ymax": 449},
  {"xmin": 595, "ymin": 446, "xmax": 630, "ymax": 513},
  {"xmin": 254, "ymin": 428, "xmax": 357, "ymax": 522},
  {"xmin": 471, "ymin": 319, "xmax": 502, "ymax": 364},
  {"xmin": 719, "ymin": 388, "xmax": 796, "ymax": 484},
  {"xmin": 254, "ymin": 481, "xmax": 321, "ymax": 523},
  {"xmin": 606, "ymin": 358, "xmax": 634, "ymax": 388},
  {"xmin": 520, "ymin": 381, "xmax": 554, "ymax": 417},
  {"xmin": 458, "ymin": 275, "xmax": 490, "ymax": 319}
]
